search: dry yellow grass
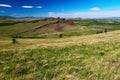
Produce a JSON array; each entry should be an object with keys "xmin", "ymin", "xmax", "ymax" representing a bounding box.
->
[
  {"xmin": 0, "ymin": 30, "xmax": 120, "ymax": 51},
  {"xmin": 1, "ymin": 30, "xmax": 120, "ymax": 80}
]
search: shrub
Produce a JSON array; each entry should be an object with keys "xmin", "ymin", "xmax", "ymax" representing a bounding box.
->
[
  {"xmin": 12, "ymin": 38, "xmax": 19, "ymax": 44},
  {"xmin": 57, "ymin": 17, "xmax": 60, "ymax": 19},
  {"xmin": 96, "ymin": 31, "xmax": 103, "ymax": 34},
  {"xmin": 59, "ymin": 34, "xmax": 63, "ymax": 38},
  {"xmin": 104, "ymin": 28, "xmax": 108, "ymax": 33}
]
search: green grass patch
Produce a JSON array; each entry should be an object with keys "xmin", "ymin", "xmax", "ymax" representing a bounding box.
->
[{"xmin": 1, "ymin": 41, "xmax": 120, "ymax": 80}]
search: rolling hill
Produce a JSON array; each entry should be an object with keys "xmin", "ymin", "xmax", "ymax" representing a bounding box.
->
[
  {"xmin": 1, "ymin": 18, "xmax": 120, "ymax": 80},
  {"xmin": 0, "ymin": 18, "xmax": 108, "ymax": 39}
]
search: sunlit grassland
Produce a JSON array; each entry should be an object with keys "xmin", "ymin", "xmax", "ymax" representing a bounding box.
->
[
  {"xmin": 1, "ymin": 19, "xmax": 120, "ymax": 80},
  {"xmin": 0, "ymin": 30, "xmax": 120, "ymax": 51},
  {"xmin": 1, "ymin": 30, "xmax": 120, "ymax": 79}
]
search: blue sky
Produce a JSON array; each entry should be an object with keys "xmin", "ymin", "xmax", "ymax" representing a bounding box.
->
[{"xmin": 0, "ymin": 0, "xmax": 120, "ymax": 18}]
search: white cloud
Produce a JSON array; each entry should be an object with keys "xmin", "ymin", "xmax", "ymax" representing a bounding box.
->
[
  {"xmin": 90, "ymin": 7, "xmax": 101, "ymax": 11},
  {"xmin": 0, "ymin": 11, "xmax": 5, "ymax": 13},
  {"xmin": 0, "ymin": 4, "xmax": 12, "ymax": 7},
  {"xmin": 48, "ymin": 10, "xmax": 120, "ymax": 18},
  {"xmin": 36, "ymin": 6, "xmax": 42, "ymax": 8},
  {"xmin": 22, "ymin": 6, "xmax": 33, "ymax": 8}
]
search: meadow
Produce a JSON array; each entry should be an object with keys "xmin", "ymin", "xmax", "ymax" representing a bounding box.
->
[{"xmin": 1, "ymin": 18, "xmax": 120, "ymax": 80}]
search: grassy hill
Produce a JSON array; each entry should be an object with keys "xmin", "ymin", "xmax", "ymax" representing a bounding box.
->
[
  {"xmin": 1, "ymin": 18, "xmax": 120, "ymax": 80},
  {"xmin": 1, "ymin": 30, "xmax": 120, "ymax": 80},
  {"xmin": 0, "ymin": 18, "xmax": 59, "ymax": 37},
  {"xmin": 1, "ymin": 18, "xmax": 114, "ymax": 38}
]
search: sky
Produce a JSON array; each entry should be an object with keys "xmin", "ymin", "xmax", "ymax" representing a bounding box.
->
[{"xmin": 0, "ymin": 0, "xmax": 120, "ymax": 18}]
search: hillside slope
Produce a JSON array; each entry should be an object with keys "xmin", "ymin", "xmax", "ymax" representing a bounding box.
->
[
  {"xmin": 0, "ymin": 30, "xmax": 120, "ymax": 51},
  {"xmin": 1, "ymin": 30, "xmax": 120, "ymax": 80},
  {"xmin": 0, "ymin": 19, "xmax": 105, "ymax": 38}
]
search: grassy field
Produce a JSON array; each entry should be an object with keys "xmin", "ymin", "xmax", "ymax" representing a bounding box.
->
[
  {"xmin": 1, "ymin": 19, "xmax": 120, "ymax": 80},
  {"xmin": 0, "ymin": 30, "xmax": 120, "ymax": 80}
]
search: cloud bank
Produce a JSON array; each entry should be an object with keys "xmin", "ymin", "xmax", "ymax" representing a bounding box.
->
[
  {"xmin": 0, "ymin": 4, "xmax": 12, "ymax": 7},
  {"xmin": 48, "ymin": 10, "xmax": 120, "ymax": 18}
]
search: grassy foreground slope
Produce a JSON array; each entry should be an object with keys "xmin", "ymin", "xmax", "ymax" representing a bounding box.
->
[{"xmin": 1, "ymin": 30, "xmax": 120, "ymax": 80}]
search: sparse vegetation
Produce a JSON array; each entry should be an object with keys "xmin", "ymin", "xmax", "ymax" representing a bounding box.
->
[
  {"xmin": 1, "ymin": 36, "xmax": 120, "ymax": 79},
  {"xmin": 1, "ymin": 18, "xmax": 120, "ymax": 80}
]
